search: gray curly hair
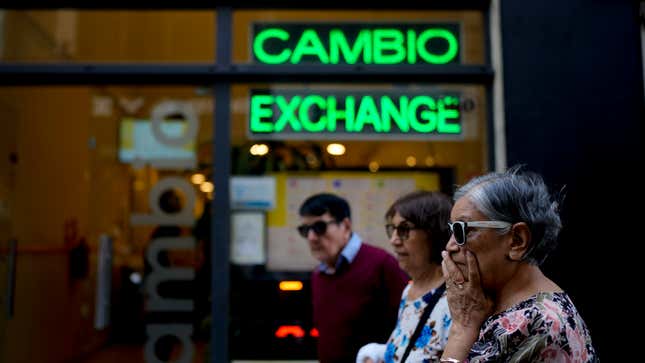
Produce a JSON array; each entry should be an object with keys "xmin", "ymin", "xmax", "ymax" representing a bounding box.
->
[{"xmin": 454, "ymin": 165, "xmax": 563, "ymax": 265}]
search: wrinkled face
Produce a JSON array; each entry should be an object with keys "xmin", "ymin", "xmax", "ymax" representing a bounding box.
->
[
  {"xmin": 388, "ymin": 212, "xmax": 432, "ymax": 275},
  {"xmin": 299, "ymin": 212, "xmax": 351, "ymax": 267},
  {"xmin": 446, "ymin": 196, "xmax": 511, "ymax": 290}
]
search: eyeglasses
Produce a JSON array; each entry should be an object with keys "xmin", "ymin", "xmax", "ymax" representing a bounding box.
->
[
  {"xmin": 385, "ymin": 223, "xmax": 421, "ymax": 241},
  {"xmin": 297, "ymin": 220, "xmax": 338, "ymax": 238},
  {"xmin": 448, "ymin": 220, "xmax": 512, "ymax": 246}
]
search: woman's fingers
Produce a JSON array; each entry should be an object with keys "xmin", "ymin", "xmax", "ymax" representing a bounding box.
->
[
  {"xmin": 465, "ymin": 250, "xmax": 482, "ymax": 289},
  {"xmin": 441, "ymin": 250, "xmax": 466, "ymax": 285}
]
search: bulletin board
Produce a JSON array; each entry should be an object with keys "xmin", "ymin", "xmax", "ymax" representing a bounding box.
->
[{"xmin": 266, "ymin": 171, "xmax": 440, "ymax": 271}]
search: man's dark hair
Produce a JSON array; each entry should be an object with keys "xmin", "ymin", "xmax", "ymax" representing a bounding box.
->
[{"xmin": 299, "ymin": 193, "xmax": 351, "ymax": 221}]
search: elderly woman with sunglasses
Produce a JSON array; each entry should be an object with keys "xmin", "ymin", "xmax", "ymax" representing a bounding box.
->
[
  {"xmin": 439, "ymin": 167, "xmax": 598, "ymax": 363},
  {"xmin": 357, "ymin": 190, "xmax": 453, "ymax": 363}
]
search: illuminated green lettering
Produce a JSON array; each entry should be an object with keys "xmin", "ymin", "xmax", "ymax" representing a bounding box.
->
[
  {"xmin": 354, "ymin": 96, "xmax": 383, "ymax": 132},
  {"xmin": 437, "ymin": 96, "xmax": 461, "ymax": 133},
  {"xmin": 299, "ymin": 95, "xmax": 327, "ymax": 132},
  {"xmin": 253, "ymin": 25, "xmax": 460, "ymax": 65},
  {"xmin": 327, "ymin": 96, "xmax": 355, "ymax": 132},
  {"xmin": 291, "ymin": 29, "xmax": 330, "ymax": 64},
  {"xmin": 248, "ymin": 90, "xmax": 462, "ymax": 137},
  {"xmin": 407, "ymin": 30, "xmax": 417, "ymax": 64},
  {"xmin": 250, "ymin": 95, "xmax": 275, "ymax": 132},
  {"xmin": 381, "ymin": 96, "xmax": 409, "ymax": 132},
  {"xmin": 373, "ymin": 29, "xmax": 405, "ymax": 64},
  {"xmin": 409, "ymin": 96, "xmax": 437, "ymax": 132},
  {"xmin": 329, "ymin": 29, "xmax": 372, "ymax": 64},
  {"xmin": 274, "ymin": 96, "xmax": 303, "ymax": 132},
  {"xmin": 417, "ymin": 29, "xmax": 458, "ymax": 64},
  {"xmin": 253, "ymin": 28, "xmax": 291, "ymax": 64}
]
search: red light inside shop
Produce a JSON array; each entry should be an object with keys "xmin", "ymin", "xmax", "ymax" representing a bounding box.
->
[{"xmin": 275, "ymin": 325, "xmax": 306, "ymax": 338}]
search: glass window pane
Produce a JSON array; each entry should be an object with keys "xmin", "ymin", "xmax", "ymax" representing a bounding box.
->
[
  {"xmin": 1, "ymin": 10, "xmax": 215, "ymax": 62},
  {"xmin": 229, "ymin": 82, "xmax": 488, "ymax": 359},
  {"xmin": 233, "ymin": 83, "xmax": 488, "ymax": 182},
  {"xmin": 0, "ymin": 85, "xmax": 212, "ymax": 362}
]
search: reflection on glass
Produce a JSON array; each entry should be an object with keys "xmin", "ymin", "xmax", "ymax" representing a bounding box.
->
[{"xmin": 0, "ymin": 86, "xmax": 213, "ymax": 362}]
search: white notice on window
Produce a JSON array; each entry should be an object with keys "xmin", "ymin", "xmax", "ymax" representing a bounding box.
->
[
  {"xmin": 231, "ymin": 212, "xmax": 266, "ymax": 265},
  {"xmin": 230, "ymin": 176, "xmax": 276, "ymax": 210}
]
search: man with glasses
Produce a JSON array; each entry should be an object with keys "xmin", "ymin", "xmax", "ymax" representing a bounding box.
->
[{"xmin": 299, "ymin": 193, "xmax": 408, "ymax": 363}]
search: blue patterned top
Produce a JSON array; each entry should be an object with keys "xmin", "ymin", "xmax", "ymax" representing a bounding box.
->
[{"xmin": 383, "ymin": 283, "xmax": 451, "ymax": 363}]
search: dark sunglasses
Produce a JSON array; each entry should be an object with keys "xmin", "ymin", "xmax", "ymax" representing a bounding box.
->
[
  {"xmin": 448, "ymin": 220, "xmax": 512, "ymax": 246},
  {"xmin": 297, "ymin": 220, "xmax": 338, "ymax": 238},
  {"xmin": 385, "ymin": 223, "xmax": 421, "ymax": 241}
]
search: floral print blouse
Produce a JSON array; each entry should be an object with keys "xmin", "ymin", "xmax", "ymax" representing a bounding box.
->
[
  {"xmin": 383, "ymin": 283, "xmax": 452, "ymax": 363},
  {"xmin": 468, "ymin": 292, "xmax": 598, "ymax": 363}
]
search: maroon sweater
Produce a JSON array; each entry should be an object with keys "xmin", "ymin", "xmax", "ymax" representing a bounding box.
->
[{"xmin": 311, "ymin": 243, "xmax": 409, "ymax": 363}]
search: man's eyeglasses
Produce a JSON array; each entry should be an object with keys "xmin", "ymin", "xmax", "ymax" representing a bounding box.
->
[
  {"xmin": 385, "ymin": 223, "xmax": 421, "ymax": 241},
  {"xmin": 297, "ymin": 220, "xmax": 338, "ymax": 238},
  {"xmin": 448, "ymin": 220, "xmax": 512, "ymax": 246}
]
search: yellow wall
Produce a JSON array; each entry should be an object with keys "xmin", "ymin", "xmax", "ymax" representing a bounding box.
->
[
  {"xmin": 0, "ymin": 83, "xmax": 213, "ymax": 361},
  {"xmin": 3, "ymin": 10, "xmax": 215, "ymax": 62},
  {"xmin": 10, "ymin": 87, "xmax": 91, "ymax": 245},
  {"xmin": 0, "ymin": 87, "xmax": 102, "ymax": 363}
]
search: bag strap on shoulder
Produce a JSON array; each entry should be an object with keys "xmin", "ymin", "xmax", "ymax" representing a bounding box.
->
[{"xmin": 400, "ymin": 283, "xmax": 446, "ymax": 363}]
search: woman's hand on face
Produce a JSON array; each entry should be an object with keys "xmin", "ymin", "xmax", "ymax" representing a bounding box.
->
[{"xmin": 441, "ymin": 250, "xmax": 494, "ymax": 332}]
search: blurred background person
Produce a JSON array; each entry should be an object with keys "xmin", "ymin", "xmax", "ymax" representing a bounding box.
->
[
  {"xmin": 192, "ymin": 200, "xmax": 212, "ymax": 341},
  {"xmin": 357, "ymin": 190, "xmax": 453, "ymax": 363},
  {"xmin": 440, "ymin": 167, "xmax": 598, "ymax": 362},
  {"xmin": 298, "ymin": 193, "xmax": 409, "ymax": 363}
]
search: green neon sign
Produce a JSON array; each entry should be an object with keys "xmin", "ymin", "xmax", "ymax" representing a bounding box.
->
[
  {"xmin": 249, "ymin": 89, "xmax": 463, "ymax": 140},
  {"xmin": 252, "ymin": 23, "xmax": 460, "ymax": 65}
]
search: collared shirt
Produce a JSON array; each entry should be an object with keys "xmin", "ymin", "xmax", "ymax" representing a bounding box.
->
[{"xmin": 318, "ymin": 232, "xmax": 362, "ymax": 275}]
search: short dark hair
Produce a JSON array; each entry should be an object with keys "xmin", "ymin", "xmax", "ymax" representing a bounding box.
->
[
  {"xmin": 385, "ymin": 190, "xmax": 452, "ymax": 264},
  {"xmin": 299, "ymin": 193, "xmax": 351, "ymax": 222}
]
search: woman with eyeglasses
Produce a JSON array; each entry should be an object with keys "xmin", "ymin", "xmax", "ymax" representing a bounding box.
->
[
  {"xmin": 357, "ymin": 190, "xmax": 453, "ymax": 363},
  {"xmin": 439, "ymin": 167, "xmax": 598, "ymax": 363}
]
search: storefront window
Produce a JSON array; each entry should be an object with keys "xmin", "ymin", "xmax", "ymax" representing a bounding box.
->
[
  {"xmin": 228, "ymin": 81, "xmax": 488, "ymax": 359},
  {"xmin": 1, "ymin": 6, "xmax": 491, "ymax": 363},
  {"xmin": 0, "ymin": 85, "xmax": 212, "ymax": 362}
]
